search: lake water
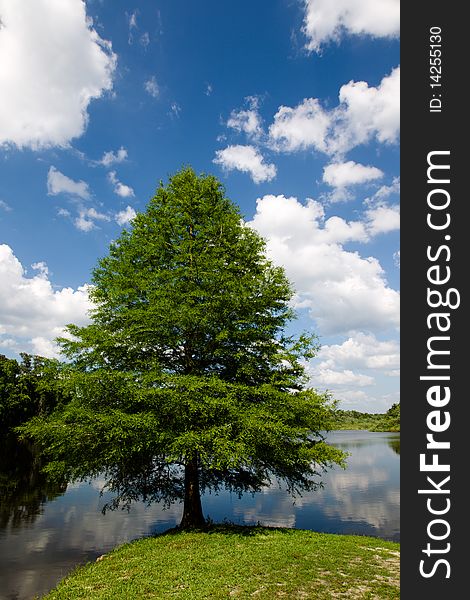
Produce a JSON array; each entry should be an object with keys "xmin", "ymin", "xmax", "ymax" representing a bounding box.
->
[{"xmin": 0, "ymin": 430, "xmax": 399, "ymax": 600}]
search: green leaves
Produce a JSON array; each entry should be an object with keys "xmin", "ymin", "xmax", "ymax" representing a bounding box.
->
[
  {"xmin": 21, "ymin": 167, "xmax": 346, "ymax": 520},
  {"xmin": 0, "ymin": 353, "xmax": 66, "ymax": 432}
]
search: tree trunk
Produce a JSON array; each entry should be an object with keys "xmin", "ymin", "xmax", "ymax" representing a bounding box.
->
[{"xmin": 180, "ymin": 453, "xmax": 205, "ymax": 529}]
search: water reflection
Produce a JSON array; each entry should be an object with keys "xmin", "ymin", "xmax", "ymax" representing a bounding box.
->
[
  {"xmin": 203, "ymin": 431, "xmax": 400, "ymax": 542},
  {"xmin": 0, "ymin": 436, "xmax": 67, "ymax": 531},
  {"xmin": 388, "ymin": 437, "xmax": 400, "ymax": 455},
  {"xmin": 0, "ymin": 430, "xmax": 399, "ymax": 600}
]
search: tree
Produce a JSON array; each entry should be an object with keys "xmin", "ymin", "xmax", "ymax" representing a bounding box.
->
[
  {"xmin": 20, "ymin": 167, "xmax": 345, "ymax": 529},
  {"xmin": 1, "ymin": 353, "xmax": 63, "ymax": 432},
  {"xmin": 378, "ymin": 403, "xmax": 400, "ymax": 432}
]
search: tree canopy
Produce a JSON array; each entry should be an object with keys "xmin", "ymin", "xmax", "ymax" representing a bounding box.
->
[
  {"xmin": 0, "ymin": 353, "xmax": 63, "ymax": 432},
  {"xmin": 20, "ymin": 167, "xmax": 345, "ymax": 528}
]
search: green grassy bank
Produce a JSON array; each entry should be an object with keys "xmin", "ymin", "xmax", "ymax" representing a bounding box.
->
[{"xmin": 43, "ymin": 525, "xmax": 400, "ymax": 599}]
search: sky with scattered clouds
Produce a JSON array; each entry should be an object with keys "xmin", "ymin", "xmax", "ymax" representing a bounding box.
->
[{"xmin": 0, "ymin": 0, "xmax": 399, "ymax": 412}]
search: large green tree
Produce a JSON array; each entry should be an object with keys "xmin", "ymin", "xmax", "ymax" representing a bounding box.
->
[{"xmin": 20, "ymin": 168, "xmax": 345, "ymax": 528}]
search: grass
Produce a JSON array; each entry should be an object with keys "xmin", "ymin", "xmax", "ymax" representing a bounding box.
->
[{"xmin": 42, "ymin": 525, "xmax": 400, "ymax": 599}]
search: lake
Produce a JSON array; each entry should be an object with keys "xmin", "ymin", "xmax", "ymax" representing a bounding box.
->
[{"xmin": 0, "ymin": 430, "xmax": 399, "ymax": 600}]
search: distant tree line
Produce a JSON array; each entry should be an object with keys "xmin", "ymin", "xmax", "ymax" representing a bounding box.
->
[
  {"xmin": 0, "ymin": 353, "xmax": 66, "ymax": 432},
  {"xmin": 331, "ymin": 403, "xmax": 400, "ymax": 432}
]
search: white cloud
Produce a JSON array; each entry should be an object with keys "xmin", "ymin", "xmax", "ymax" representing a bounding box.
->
[
  {"xmin": 205, "ymin": 83, "xmax": 213, "ymax": 96},
  {"xmin": 227, "ymin": 97, "xmax": 263, "ymax": 139},
  {"xmin": 331, "ymin": 389, "xmax": 399, "ymax": 413},
  {"xmin": 144, "ymin": 76, "xmax": 159, "ymax": 98},
  {"xmin": 317, "ymin": 333, "xmax": 399, "ymax": 372},
  {"xmin": 365, "ymin": 204, "xmax": 400, "ymax": 235},
  {"xmin": 322, "ymin": 161, "xmax": 385, "ymax": 203},
  {"xmin": 323, "ymin": 161, "xmax": 383, "ymax": 188},
  {"xmin": 169, "ymin": 102, "xmax": 181, "ymax": 118},
  {"xmin": 31, "ymin": 261, "xmax": 49, "ymax": 277},
  {"xmin": 269, "ymin": 67, "xmax": 400, "ymax": 156},
  {"xmin": 74, "ymin": 214, "xmax": 94, "ymax": 232},
  {"xmin": 0, "ymin": 0, "xmax": 116, "ymax": 149},
  {"xmin": 108, "ymin": 171, "xmax": 135, "ymax": 198},
  {"xmin": 0, "ymin": 244, "xmax": 91, "ymax": 357},
  {"xmin": 248, "ymin": 194, "xmax": 399, "ymax": 334},
  {"xmin": 364, "ymin": 176, "xmax": 400, "ymax": 204},
  {"xmin": 269, "ymin": 98, "xmax": 330, "ymax": 153},
  {"xmin": 313, "ymin": 367, "xmax": 374, "ymax": 387},
  {"xmin": 213, "ymin": 145, "xmax": 276, "ymax": 184},
  {"xmin": 74, "ymin": 207, "xmax": 109, "ymax": 232},
  {"xmin": 140, "ymin": 32, "xmax": 150, "ymax": 47},
  {"xmin": 128, "ymin": 10, "xmax": 138, "ymax": 31},
  {"xmin": 303, "ymin": 0, "xmax": 400, "ymax": 53},
  {"xmin": 127, "ymin": 9, "xmax": 138, "ymax": 44},
  {"xmin": 99, "ymin": 147, "xmax": 128, "ymax": 167},
  {"xmin": 333, "ymin": 67, "xmax": 400, "ymax": 151},
  {"xmin": 393, "ymin": 250, "xmax": 400, "ymax": 268},
  {"xmin": 308, "ymin": 332, "xmax": 401, "ymax": 411},
  {"xmin": 227, "ymin": 109, "xmax": 263, "ymax": 138},
  {"xmin": 31, "ymin": 336, "xmax": 62, "ymax": 359},
  {"xmin": 115, "ymin": 205, "xmax": 137, "ymax": 226},
  {"xmin": 0, "ymin": 199, "xmax": 12, "ymax": 211},
  {"xmin": 47, "ymin": 167, "xmax": 91, "ymax": 200},
  {"xmin": 73, "ymin": 212, "xmax": 93, "ymax": 232}
]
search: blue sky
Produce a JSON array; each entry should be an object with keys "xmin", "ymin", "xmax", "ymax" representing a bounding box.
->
[{"xmin": 0, "ymin": 0, "xmax": 399, "ymax": 412}]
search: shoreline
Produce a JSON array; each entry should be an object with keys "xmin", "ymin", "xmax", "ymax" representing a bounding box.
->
[{"xmin": 42, "ymin": 524, "xmax": 400, "ymax": 599}]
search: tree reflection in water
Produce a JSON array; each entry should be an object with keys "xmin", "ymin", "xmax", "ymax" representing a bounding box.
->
[
  {"xmin": 387, "ymin": 436, "xmax": 400, "ymax": 455},
  {"xmin": 0, "ymin": 435, "xmax": 67, "ymax": 530}
]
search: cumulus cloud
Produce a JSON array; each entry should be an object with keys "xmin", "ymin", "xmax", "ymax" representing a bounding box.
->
[
  {"xmin": 31, "ymin": 261, "xmax": 49, "ymax": 277},
  {"xmin": 365, "ymin": 204, "xmax": 400, "ymax": 235},
  {"xmin": 144, "ymin": 76, "xmax": 159, "ymax": 98},
  {"xmin": 268, "ymin": 98, "xmax": 330, "ymax": 153},
  {"xmin": 47, "ymin": 167, "xmax": 91, "ymax": 200},
  {"xmin": 99, "ymin": 147, "xmax": 128, "ymax": 167},
  {"xmin": 313, "ymin": 367, "xmax": 374, "ymax": 387},
  {"xmin": 115, "ymin": 205, "xmax": 137, "ymax": 226},
  {"xmin": 0, "ymin": 0, "xmax": 116, "ymax": 149},
  {"xmin": 74, "ymin": 214, "xmax": 94, "ymax": 232},
  {"xmin": 0, "ymin": 244, "xmax": 92, "ymax": 357},
  {"xmin": 303, "ymin": 0, "xmax": 400, "ymax": 53},
  {"xmin": 364, "ymin": 176, "xmax": 400, "ymax": 204},
  {"xmin": 362, "ymin": 177, "xmax": 400, "ymax": 235},
  {"xmin": 227, "ymin": 97, "xmax": 263, "ymax": 139},
  {"xmin": 248, "ymin": 194, "xmax": 399, "ymax": 334},
  {"xmin": 58, "ymin": 200, "xmax": 132, "ymax": 232},
  {"xmin": 317, "ymin": 333, "xmax": 399, "ymax": 373},
  {"xmin": 269, "ymin": 67, "xmax": 400, "ymax": 156},
  {"xmin": 227, "ymin": 109, "xmax": 262, "ymax": 138},
  {"xmin": 330, "ymin": 389, "xmax": 399, "ymax": 413},
  {"xmin": 333, "ymin": 67, "xmax": 400, "ymax": 150},
  {"xmin": 307, "ymin": 333, "xmax": 400, "ymax": 409},
  {"xmin": 108, "ymin": 171, "xmax": 135, "ymax": 198},
  {"xmin": 74, "ymin": 207, "xmax": 110, "ymax": 232},
  {"xmin": 323, "ymin": 161, "xmax": 383, "ymax": 188},
  {"xmin": 213, "ymin": 145, "xmax": 276, "ymax": 183}
]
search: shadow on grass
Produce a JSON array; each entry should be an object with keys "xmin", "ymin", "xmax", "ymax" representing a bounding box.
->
[{"xmin": 159, "ymin": 520, "xmax": 298, "ymax": 538}]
